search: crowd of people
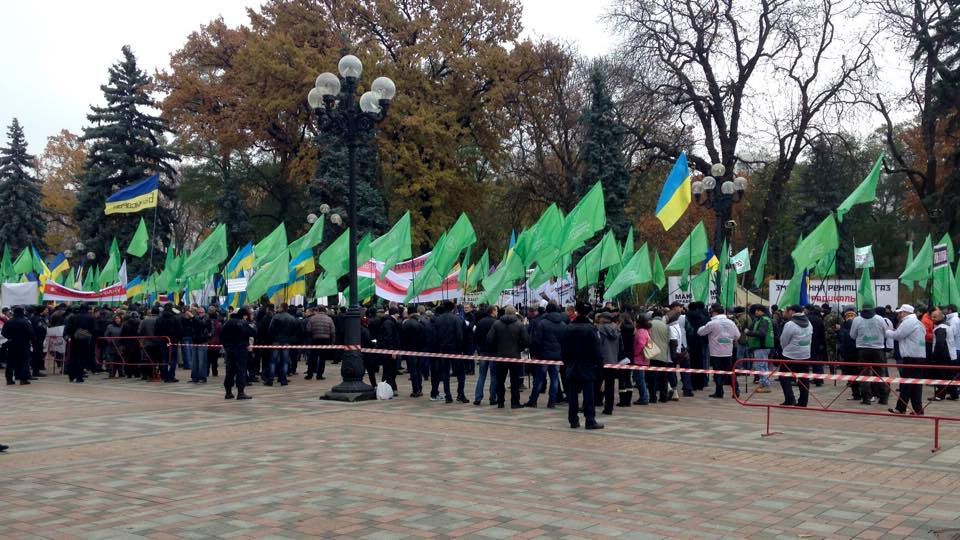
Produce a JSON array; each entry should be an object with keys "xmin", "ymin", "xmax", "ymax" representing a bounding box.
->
[{"xmin": 2, "ymin": 297, "xmax": 960, "ymax": 433}]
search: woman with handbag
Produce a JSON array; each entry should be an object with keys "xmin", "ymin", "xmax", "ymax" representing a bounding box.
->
[{"xmin": 632, "ymin": 314, "xmax": 654, "ymax": 405}]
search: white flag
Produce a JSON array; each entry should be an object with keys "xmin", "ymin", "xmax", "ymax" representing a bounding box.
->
[{"xmin": 854, "ymin": 245, "xmax": 874, "ymax": 269}]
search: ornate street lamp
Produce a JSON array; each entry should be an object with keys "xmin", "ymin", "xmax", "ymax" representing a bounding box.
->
[
  {"xmin": 307, "ymin": 54, "xmax": 395, "ymax": 401},
  {"xmin": 692, "ymin": 163, "xmax": 747, "ymax": 290}
]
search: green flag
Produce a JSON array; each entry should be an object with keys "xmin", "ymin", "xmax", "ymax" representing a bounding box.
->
[
  {"xmin": 0, "ymin": 245, "xmax": 12, "ymax": 281},
  {"xmin": 720, "ymin": 265, "xmax": 738, "ymax": 308},
  {"xmin": 652, "ymin": 251, "xmax": 666, "ymax": 290},
  {"xmin": 317, "ymin": 229, "xmax": 350, "ymax": 279},
  {"xmin": 513, "ymin": 227, "xmax": 536, "ymax": 267},
  {"xmin": 900, "ymin": 235, "xmax": 932, "ymax": 283},
  {"xmin": 837, "ymin": 154, "xmax": 884, "ymax": 222},
  {"xmin": 287, "ymin": 217, "xmax": 325, "ymax": 258},
  {"xmin": 718, "ymin": 239, "xmax": 730, "ymax": 273},
  {"xmin": 730, "ymin": 248, "xmax": 751, "ymax": 275},
  {"xmin": 791, "ymin": 213, "xmax": 840, "ymax": 271},
  {"xmin": 314, "ymin": 272, "xmax": 339, "ymax": 298},
  {"xmin": 854, "ymin": 245, "xmax": 874, "ymax": 269},
  {"xmin": 527, "ymin": 265, "xmax": 552, "ymax": 291},
  {"xmin": 932, "ymin": 243, "xmax": 953, "ymax": 306},
  {"xmin": 99, "ymin": 239, "xmax": 120, "ymax": 287},
  {"xmin": 530, "ymin": 204, "xmax": 564, "ymax": 268},
  {"xmin": 433, "ymin": 213, "xmax": 477, "ymax": 277},
  {"xmin": 370, "ymin": 211, "xmax": 412, "ymax": 279},
  {"xmin": 857, "ymin": 268, "xmax": 876, "ymax": 309},
  {"xmin": 182, "ymin": 224, "xmax": 228, "ymax": 278},
  {"xmin": 12, "ymin": 247, "xmax": 32, "ymax": 275},
  {"xmin": 480, "ymin": 251, "xmax": 524, "ymax": 304},
  {"xmin": 903, "ymin": 241, "xmax": 915, "ymax": 291},
  {"xmin": 575, "ymin": 230, "xmax": 620, "ymax": 289},
  {"xmin": 466, "ymin": 249, "xmax": 489, "ymax": 290},
  {"xmin": 622, "ymin": 228, "xmax": 635, "ymax": 261},
  {"xmin": 459, "ymin": 246, "xmax": 472, "ymax": 287},
  {"xmin": 81, "ymin": 266, "xmax": 95, "ymax": 291},
  {"xmin": 604, "ymin": 243, "xmax": 652, "ymax": 299},
  {"xmin": 247, "ymin": 252, "xmax": 290, "ymax": 301},
  {"xmin": 690, "ymin": 271, "xmax": 711, "ymax": 304},
  {"xmin": 127, "ymin": 218, "xmax": 149, "ymax": 257},
  {"xmin": 666, "ymin": 221, "xmax": 708, "ymax": 271},
  {"xmin": 254, "ymin": 223, "xmax": 288, "ymax": 265},
  {"xmin": 560, "ymin": 182, "xmax": 605, "ymax": 255},
  {"xmin": 814, "ymin": 252, "xmax": 837, "ymax": 278}
]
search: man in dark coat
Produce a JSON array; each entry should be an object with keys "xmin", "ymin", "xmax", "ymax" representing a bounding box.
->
[
  {"xmin": 28, "ymin": 306, "xmax": 47, "ymax": 378},
  {"xmin": 473, "ymin": 306, "xmax": 499, "ymax": 405},
  {"xmin": 376, "ymin": 307, "xmax": 402, "ymax": 392},
  {"xmin": 64, "ymin": 304, "xmax": 97, "ymax": 383},
  {"xmin": 527, "ymin": 302, "xmax": 565, "ymax": 408},
  {"xmin": 806, "ymin": 305, "xmax": 828, "ymax": 386},
  {"xmin": 401, "ymin": 310, "xmax": 425, "ymax": 397},
  {"xmin": 3, "ymin": 307, "xmax": 34, "ymax": 385},
  {"xmin": 222, "ymin": 307, "xmax": 257, "ymax": 400},
  {"xmin": 431, "ymin": 301, "xmax": 465, "ymax": 403},
  {"xmin": 561, "ymin": 302, "xmax": 604, "ymax": 429},
  {"xmin": 487, "ymin": 305, "xmax": 529, "ymax": 408},
  {"xmin": 154, "ymin": 304, "xmax": 184, "ymax": 383},
  {"xmin": 685, "ymin": 302, "xmax": 710, "ymax": 390},
  {"xmin": 266, "ymin": 303, "xmax": 299, "ymax": 386}
]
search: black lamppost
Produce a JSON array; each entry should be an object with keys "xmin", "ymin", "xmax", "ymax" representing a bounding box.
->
[
  {"xmin": 692, "ymin": 163, "xmax": 747, "ymax": 292},
  {"xmin": 307, "ymin": 54, "xmax": 396, "ymax": 402}
]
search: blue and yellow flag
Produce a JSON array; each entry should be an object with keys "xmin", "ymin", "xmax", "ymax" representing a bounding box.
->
[
  {"xmin": 290, "ymin": 248, "xmax": 315, "ymax": 278},
  {"xmin": 126, "ymin": 276, "xmax": 145, "ymax": 298},
  {"xmin": 49, "ymin": 253, "xmax": 70, "ymax": 280},
  {"xmin": 226, "ymin": 242, "xmax": 254, "ymax": 279},
  {"xmin": 703, "ymin": 247, "xmax": 719, "ymax": 273},
  {"xmin": 105, "ymin": 175, "xmax": 160, "ymax": 215},
  {"xmin": 655, "ymin": 153, "xmax": 692, "ymax": 231}
]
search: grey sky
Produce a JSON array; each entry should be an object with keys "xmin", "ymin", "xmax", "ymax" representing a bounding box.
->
[{"xmin": 0, "ymin": 0, "xmax": 616, "ymax": 154}]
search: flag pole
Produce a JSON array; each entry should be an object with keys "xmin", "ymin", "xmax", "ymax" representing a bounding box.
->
[{"xmin": 147, "ymin": 183, "xmax": 161, "ymax": 277}]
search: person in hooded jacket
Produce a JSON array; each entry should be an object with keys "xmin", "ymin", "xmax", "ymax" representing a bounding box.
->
[
  {"xmin": 487, "ymin": 305, "xmax": 528, "ymax": 408},
  {"xmin": 850, "ymin": 304, "xmax": 890, "ymax": 405},
  {"xmin": 778, "ymin": 305, "xmax": 813, "ymax": 407},
  {"xmin": 595, "ymin": 312, "xmax": 622, "ymax": 415},
  {"xmin": 886, "ymin": 304, "xmax": 927, "ymax": 415},
  {"xmin": 561, "ymin": 302, "xmax": 604, "ymax": 430},
  {"xmin": 222, "ymin": 307, "xmax": 257, "ymax": 400},
  {"xmin": 526, "ymin": 302, "xmax": 565, "ymax": 408}
]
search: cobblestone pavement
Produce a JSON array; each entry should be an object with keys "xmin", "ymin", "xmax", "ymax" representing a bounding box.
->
[{"xmin": 2, "ymin": 365, "xmax": 960, "ymax": 539}]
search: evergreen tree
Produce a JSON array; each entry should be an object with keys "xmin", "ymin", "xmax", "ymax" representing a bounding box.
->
[
  {"xmin": 308, "ymin": 129, "xmax": 388, "ymax": 245},
  {"xmin": 0, "ymin": 118, "xmax": 47, "ymax": 253},
  {"xmin": 580, "ymin": 64, "xmax": 631, "ymax": 240},
  {"xmin": 75, "ymin": 46, "xmax": 178, "ymax": 267}
]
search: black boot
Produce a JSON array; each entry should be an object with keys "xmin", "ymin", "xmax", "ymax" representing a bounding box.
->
[{"xmin": 619, "ymin": 391, "xmax": 633, "ymax": 407}]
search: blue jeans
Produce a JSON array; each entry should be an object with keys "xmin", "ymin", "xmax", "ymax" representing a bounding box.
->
[
  {"xmin": 632, "ymin": 370, "xmax": 650, "ymax": 403},
  {"xmin": 268, "ymin": 349, "xmax": 290, "ymax": 384},
  {"xmin": 474, "ymin": 358, "xmax": 498, "ymax": 402},
  {"xmin": 190, "ymin": 345, "xmax": 209, "ymax": 382},
  {"xmin": 752, "ymin": 348, "xmax": 771, "ymax": 388},
  {"xmin": 528, "ymin": 364, "xmax": 559, "ymax": 406},
  {"xmin": 180, "ymin": 337, "xmax": 193, "ymax": 369}
]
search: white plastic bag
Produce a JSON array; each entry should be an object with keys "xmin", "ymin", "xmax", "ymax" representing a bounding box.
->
[{"xmin": 376, "ymin": 382, "xmax": 394, "ymax": 400}]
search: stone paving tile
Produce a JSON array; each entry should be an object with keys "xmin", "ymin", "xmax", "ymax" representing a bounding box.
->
[{"xmin": 2, "ymin": 371, "xmax": 960, "ymax": 538}]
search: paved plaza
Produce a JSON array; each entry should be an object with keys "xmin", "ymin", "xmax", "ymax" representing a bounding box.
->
[{"xmin": 3, "ymin": 368, "xmax": 960, "ymax": 539}]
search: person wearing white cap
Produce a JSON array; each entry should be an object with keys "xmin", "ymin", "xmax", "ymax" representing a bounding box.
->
[{"xmin": 886, "ymin": 304, "xmax": 926, "ymax": 415}]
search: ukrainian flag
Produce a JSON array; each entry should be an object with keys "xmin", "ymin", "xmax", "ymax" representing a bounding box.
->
[
  {"xmin": 655, "ymin": 153, "xmax": 692, "ymax": 231},
  {"xmin": 33, "ymin": 247, "xmax": 51, "ymax": 286},
  {"xmin": 226, "ymin": 242, "xmax": 254, "ymax": 279},
  {"xmin": 126, "ymin": 276, "xmax": 145, "ymax": 298},
  {"xmin": 105, "ymin": 175, "xmax": 160, "ymax": 215},
  {"xmin": 289, "ymin": 248, "xmax": 315, "ymax": 278},
  {"xmin": 703, "ymin": 248, "xmax": 720, "ymax": 273},
  {"xmin": 49, "ymin": 253, "xmax": 70, "ymax": 280}
]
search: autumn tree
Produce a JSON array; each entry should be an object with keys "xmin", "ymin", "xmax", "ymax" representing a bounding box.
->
[
  {"xmin": 37, "ymin": 130, "xmax": 85, "ymax": 252},
  {"xmin": 76, "ymin": 46, "xmax": 179, "ymax": 264},
  {"xmin": 0, "ymin": 118, "xmax": 47, "ymax": 252}
]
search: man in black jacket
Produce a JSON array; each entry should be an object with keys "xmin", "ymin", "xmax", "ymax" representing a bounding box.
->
[
  {"xmin": 527, "ymin": 302, "xmax": 565, "ymax": 408},
  {"xmin": 487, "ymin": 305, "xmax": 529, "ymax": 409},
  {"xmin": 64, "ymin": 304, "xmax": 97, "ymax": 383},
  {"xmin": 3, "ymin": 307, "xmax": 34, "ymax": 385},
  {"xmin": 473, "ymin": 306, "xmax": 498, "ymax": 405},
  {"xmin": 806, "ymin": 305, "xmax": 828, "ymax": 386},
  {"xmin": 253, "ymin": 304, "xmax": 274, "ymax": 382},
  {"xmin": 28, "ymin": 306, "xmax": 48, "ymax": 378},
  {"xmin": 561, "ymin": 302, "xmax": 604, "ymax": 429},
  {"xmin": 154, "ymin": 304, "xmax": 184, "ymax": 383},
  {"xmin": 401, "ymin": 310, "xmax": 425, "ymax": 397},
  {"xmin": 222, "ymin": 308, "xmax": 257, "ymax": 400},
  {"xmin": 431, "ymin": 301, "xmax": 465, "ymax": 403},
  {"xmin": 377, "ymin": 307, "xmax": 402, "ymax": 393},
  {"xmin": 266, "ymin": 303, "xmax": 299, "ymax": 386}
]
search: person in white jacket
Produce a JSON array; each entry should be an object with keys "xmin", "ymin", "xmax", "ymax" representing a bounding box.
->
[
  {"xmin": 778, "ymin": 305, "xmax": 813, "ymax": 407},
  {"xmin": 696, "ymin": 303, "xmax": 741, "ymax": 399},
  {"xmin": 885, "ymin": 304, "xmax": 926, "ymax": 415}
]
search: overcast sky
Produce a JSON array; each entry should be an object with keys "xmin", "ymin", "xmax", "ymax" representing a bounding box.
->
[{"xmin": 0, "ymin": 0, "xmax": 616, "ymax": 153}]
